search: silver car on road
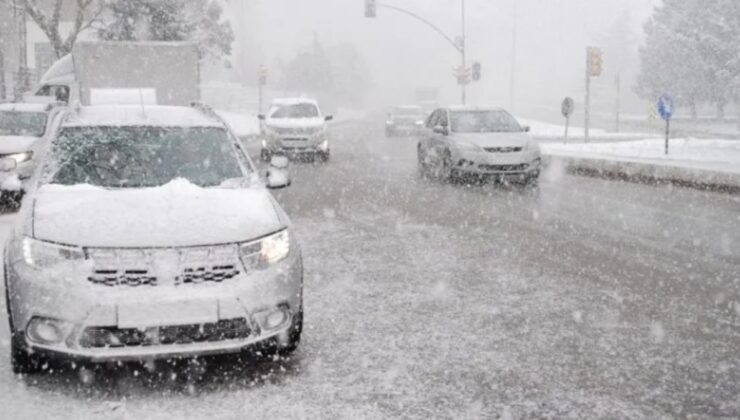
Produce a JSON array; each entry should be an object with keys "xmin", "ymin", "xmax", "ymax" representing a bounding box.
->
[
  {"xmin": 3, "ymin": 104, "xmax": 303, "ymax": 374},
  {"xmin": 417, "ymin": 106, "xmax": 541, "ymax": 185}
]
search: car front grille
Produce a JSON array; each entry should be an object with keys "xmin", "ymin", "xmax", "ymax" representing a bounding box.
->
[
  {"xmin": 478, "ymin": 163, "xmax": 529, "ymax": 172},
  {"xmin": 78, "ymin": 318, "xmax": 252, "ymax": 348},
  {"xmin": 483, "ymin": 147, "xmax": 522, "ymax": 153},
  {"xmin": 87, "ymin": 246, "xmax": 240, "ymax": 287}
]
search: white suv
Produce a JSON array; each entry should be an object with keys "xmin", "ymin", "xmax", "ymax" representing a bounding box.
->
[{"xmin": 260, "ymin": 98, "xmax": 333, "ymax": 162}]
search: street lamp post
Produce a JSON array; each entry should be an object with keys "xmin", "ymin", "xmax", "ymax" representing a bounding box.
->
[{"xmin": 369, "ymin": 1, "xmax": 468, "ymax": 104}]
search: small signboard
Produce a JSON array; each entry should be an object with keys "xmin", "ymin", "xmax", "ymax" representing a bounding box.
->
[{"xmin": 561, "ymin": 97, "xmax": 575, "ymax": 118}]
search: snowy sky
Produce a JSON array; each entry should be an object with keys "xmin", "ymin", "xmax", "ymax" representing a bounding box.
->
[{"xmin": 230, "ymin": 0, "xmax": 661, "ymax": 110}]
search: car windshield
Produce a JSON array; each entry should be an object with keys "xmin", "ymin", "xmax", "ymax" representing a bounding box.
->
[
  {"xmin": 47, "ymin": 126, "xmax": 245, "ymax": 188},
  {"xmin": 0, "ymin": 111, "xmax": 47, "ymax": 137},
  {"xmin": 270, "ymin": 103, "xmax": 319, "ymax": 119},
  {"xmin": 450, "ymin": 110, "xmax": 522, "ymax": 133}
]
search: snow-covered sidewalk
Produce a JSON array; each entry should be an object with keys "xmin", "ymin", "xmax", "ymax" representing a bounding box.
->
[
  {"xmin": 541, "ymin": 138, "xmax": 740, "ymax": 191},
  {"xmin": 520, "ymin": 119, "xmax": 655, "ymax": 141}
]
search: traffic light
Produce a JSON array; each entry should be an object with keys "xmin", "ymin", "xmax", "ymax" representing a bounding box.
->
[
  {"xmin": 588, "ymin": 47, "xmax": 603, "ymax": 77},
  {"xmin": 472, "ymin": 62, "xmax": 481, "ymax": 81},
  {"xmin": 365, "ymin": 0, "xmax": 377, "ymax": 18}
]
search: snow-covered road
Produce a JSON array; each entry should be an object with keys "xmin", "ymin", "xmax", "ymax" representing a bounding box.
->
[{"xmin": 2, "ymin": 119, "xmax": 739, "ymax": 419}]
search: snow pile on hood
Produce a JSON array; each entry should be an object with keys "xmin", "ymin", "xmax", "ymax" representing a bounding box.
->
[{"xmin": 33, "ymin": 178, "xmax": 283, "ymax": 248}]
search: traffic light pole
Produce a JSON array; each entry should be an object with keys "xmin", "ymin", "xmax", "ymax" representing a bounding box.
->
[
  {"xmin": 374, "ymin": 2, "xmax": 467, "ymax": 104},
  {"xmin": 584, "ymin": 48, "xmax": 592, "ymax": 143},
  {"xmin": 460, "ymin": 0, "xmax": 466, "ymax": 105}
]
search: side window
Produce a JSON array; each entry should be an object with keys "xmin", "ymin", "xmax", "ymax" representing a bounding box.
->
[{"xmin": 426, "ymin": 110, "xmax": 440, "ymax": 128}]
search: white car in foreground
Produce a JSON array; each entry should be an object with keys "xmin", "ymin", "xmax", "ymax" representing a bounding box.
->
[
  {"xmin": 417, "ymin": 106, "xmax": 541, "ymax": 185},
  {"xmin": 260, "ymin": 98, "xmax": 333, "ymax": 162},
  {"xmin": 3, "ymin": 104, "xmax": 303, "ymax": 374}
]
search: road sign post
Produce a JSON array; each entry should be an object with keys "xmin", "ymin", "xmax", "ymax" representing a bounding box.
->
[
  {"xmin": 585, "ymin": 47, "xmax": 603, "ymax": 143},
  {"xmin": 657, "ymin": 94, "xmax": 674, "ymax": 155},
  {"xmin": 257, "ymin": 65, "xmax": 268, "ymax": 114},
  {"xmin": 561, "ymin": 97, "xmax": 575, "ymax": 142}
]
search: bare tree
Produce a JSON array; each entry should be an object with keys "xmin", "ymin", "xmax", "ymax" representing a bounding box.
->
[{"xmin": 22, "ymin": 0, "xmax": 102, "ymax": 58}]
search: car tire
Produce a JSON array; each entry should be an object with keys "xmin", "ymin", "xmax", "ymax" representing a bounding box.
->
[
  {"xmin": 0, "ymin": 190, "xmax": 23, "ymax": 213},
  {"xmin": 5, "ymin": 271, "xmax": 44, "ymax": 375},
  {"xmin": 318, "ymin": 151, "xmax": 330, "ymax": 163},
  {"xmin": 10, "ymin": 332, "xmax": 44, "ymax": 375},
  {"xmin": 260, "ymin": 149, "xmax": 271, "ymax": 162},
  {"xmin": 439, "ymin": 150, "xmax": 454, "ymax": 182},
  {"xmin": 385, "ymin": 128, "xmax": 394, "ymax": 138},
  {"xmin": 417, "ymin": 147, "xmax": 430, "ymax": 179}
]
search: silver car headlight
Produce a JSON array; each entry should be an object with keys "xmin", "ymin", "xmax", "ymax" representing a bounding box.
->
[
  {"xmin": 239, "ymin": 229, "xmax": 290, "ymax": 270},
  {"xmin": 22, "ymin": 237, "xmax": 85, "ymax": 269}
]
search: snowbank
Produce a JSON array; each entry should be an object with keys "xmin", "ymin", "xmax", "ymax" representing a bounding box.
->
[
  {"xmin": 519, "ymin": 119, "xmax": 653, "ymax": 141},
  {"xmin": 541, "ymin": 138, "xmax": 740, "ymax": 192}
]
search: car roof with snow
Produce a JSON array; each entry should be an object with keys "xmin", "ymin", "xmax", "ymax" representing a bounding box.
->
[
  {"xmin": 61, "ymin": 105, "xmax": 224, "ymax": 128},
  {"xmin": 271, "ymin": 97, "xmax": 319, "ymax": 107},
  {"xmin": 0, "ymin": 102, "xmax": 56, "ymax": 113},
  {"xmin": 447, "ymin": 105, "xmax": 507, "ymax": 112}
]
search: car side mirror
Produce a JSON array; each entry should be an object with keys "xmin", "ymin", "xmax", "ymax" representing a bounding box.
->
[
  {"xmin": 324, "ymin": 115, "xmax": 334, "ymax": 122},
  {"xmin": 522, "ymin": 125, "xmax": 531, "ymax": 133},
  {"xmin": 433, "ymin": 125, "xmax": 449, "ymax": 135},
  {"xmin": 266, "ymin": 156, "xmax": 291, "ymax": 189},
  {"xmin": 258, "ymin": 114, "xmax": 266, "ymax": 121},
  {"xmin": 0, "ymin": 158, "xmax": 17, "ymax": 172}
]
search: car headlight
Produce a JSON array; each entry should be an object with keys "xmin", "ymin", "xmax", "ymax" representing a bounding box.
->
[
  {"xmin": 239, "ymin": 229, "xmax": 290, "ymax": 270},
  {"xmin": 6, "ymin": 151, "xmax": 33, "ymax": 165},
  {"xmin": 22, "ymin": 237, "xmax": 85, "ymax": 269},
  {"xmin": 415, "ymin": 120, "xmax": 424, "ymax": 126}
]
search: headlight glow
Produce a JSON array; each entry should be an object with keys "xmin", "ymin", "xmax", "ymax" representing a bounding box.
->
[
  {"xmin": 239, "ymin": 229, "xmax": 290, "ymax": 270},
  {"xmin": 22, "ymin": 237, "xmax": 85, "ymax": 269},
  {"xmin": 6, "ymin": 151, "xmax": 33, "ymax": 164}
]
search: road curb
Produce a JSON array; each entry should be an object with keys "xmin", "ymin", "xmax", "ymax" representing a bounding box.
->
[{"xmin": 543, "ymin": 154, "xmax": 740, "ymax": 194}]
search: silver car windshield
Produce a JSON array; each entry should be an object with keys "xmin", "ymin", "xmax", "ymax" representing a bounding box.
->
[
  {"xmin": 270, "ymin": 103, "xmax": 319, "ymax": 118},
  {"xmin": 450, "ymin": 111, "xmax": 522, "ymax": 133},
  {"xmin": 46, "ymin": 126, "xmax": 246, "ymax": 188},
  {"xmin": 0, "ymin": 111, "xmax": 47, "ymax": 137}
]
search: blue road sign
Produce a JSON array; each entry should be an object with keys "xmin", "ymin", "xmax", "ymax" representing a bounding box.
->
[{"xmin": 657, "ymin": 95, "xmax": 674, "ymax": 121}]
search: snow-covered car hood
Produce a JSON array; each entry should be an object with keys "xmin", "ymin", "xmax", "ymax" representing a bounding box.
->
[
  {"xmin": 31, "ymin": 179, "xmax": 284, "ymax": 248},
  {"xmin": 266, "ymin": 117, "xmax": 326, "ymax": 129},
  {"xmin": 0, "ymin": 135, "xmax": 39, "ymax": 154},
  {"xmin": 452, "ymin": 132, "xmax": 532, "ymax": 148}
]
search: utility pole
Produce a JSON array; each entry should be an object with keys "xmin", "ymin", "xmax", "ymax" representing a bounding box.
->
[
  {"xmin": 13, "ymin": 0, "xmax": 29, "ymax": 100},
  {"xmin": 460, "ymin": 0, "xmax": 466, "ymax": 105},
  {"xmin": 615, "ymin": 73, "xmax": 621, "ymax": 133},
  {"xmin": 584, "ymin": 52, "xmax": 591, "ymax": 142},
  {"xmin": 509, "ymin": 0, "xmax": 517, "ymax": 112}
]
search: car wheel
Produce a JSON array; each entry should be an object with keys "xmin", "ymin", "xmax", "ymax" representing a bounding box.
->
[
  {"xmin": 0, "ymin": 190, "xmax": 23, "ymax": 213},
  {"xmin": 417, "ymin": 147, "xmax": 430, "ymax": 179},
  {"xmin": 257, "ymin": 308, "xmax": 303, "ymax": 359},
  {"xmin": 318, "ymin": 151, "xmax": 330, "ymax": 163},
  {"xmin": 260, "ymin": 149, "xmax": 271, "ymax": 162},
  {"xmin": 5, "ymin": 273, "xmax": 44, "ymax": 375},
  {"xmin": 11, "ymin": 332, "xmax": 44, "ymax": 375},
  {"xmin": 439, "ymin": 150, "xmax": 454, "ymax": 182}
]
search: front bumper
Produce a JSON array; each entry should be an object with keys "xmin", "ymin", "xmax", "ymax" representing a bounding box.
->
[
  {"xmin": 454, "ymin": 150, "xmax": 541, "ymax": 176},
  {"xmin": 5, "ymin": 244, "xmax": 303, "ymax": 362}
]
